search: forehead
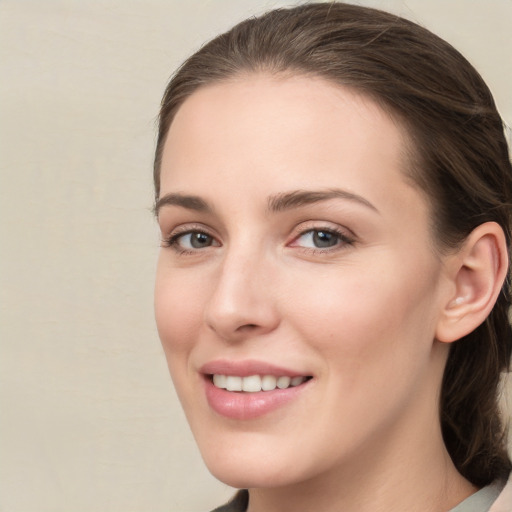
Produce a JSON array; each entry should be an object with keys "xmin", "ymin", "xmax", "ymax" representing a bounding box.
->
[
  {"xmin": 166, "ymin": 74, "xmax": 407, "ymax": 155},
  {"xmin": 160, "ymin": 74, "xmax": 421, "ymax": 219}
]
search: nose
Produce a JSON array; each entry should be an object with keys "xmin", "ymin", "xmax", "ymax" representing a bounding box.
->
[{"xmin": 204, "ymin": 248, "xmax": 280, "ymax": 342}]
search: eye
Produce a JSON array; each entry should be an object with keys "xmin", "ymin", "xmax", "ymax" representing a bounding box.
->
[
  {"xmin": 164, "ymin": 230, "xmax": 219, "ymax": 251},
  {"xmin": 291, "ymin": 228, "xmax": 353, "ymax": 250},
  {"xmin": 181, "ymin": 232, "xmax": 215, "ymax": 249}
]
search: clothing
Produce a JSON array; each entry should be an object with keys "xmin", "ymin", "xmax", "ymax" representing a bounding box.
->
[
  {"xmin": 451, "ymin": 477, "xmax": 510, "ymax": 512},
  {"xmin": 211, "ymin": 490, "xmax": 248, "ymax": 512},
  {"xmin": 210, "ymin": 474, "xmax": 512, "ymax": 512}
]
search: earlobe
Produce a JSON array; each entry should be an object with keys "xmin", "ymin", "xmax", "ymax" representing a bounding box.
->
[{"xmin": 436, "ymin": 222, "xmax": 508, "ymax": 344}]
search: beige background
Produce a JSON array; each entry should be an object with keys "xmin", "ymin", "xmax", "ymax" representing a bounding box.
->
[{"xmin": 1, "ymin": 1, "xmax": 511, "ymax": 511}]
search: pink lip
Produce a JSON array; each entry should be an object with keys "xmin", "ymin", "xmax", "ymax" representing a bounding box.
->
[
  {"xmin": 200, "ymin": 359, "xmax": 312, "ymax": 420},
  {"xmin": 200, "ymin": 359, "xmax": 305, "ymax": 377}
]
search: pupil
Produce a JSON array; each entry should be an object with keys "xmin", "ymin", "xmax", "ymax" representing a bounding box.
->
[
  {"xmin": 191, "ymin": 232, "xmax": 211, "ymax": 248},
  {"xmin": 313, "ymin": 230, "xmax": 337, "ymax": 248}
]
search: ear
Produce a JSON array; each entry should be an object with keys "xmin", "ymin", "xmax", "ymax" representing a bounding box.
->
[{"xmin": 436, "ymin": 222, "xmax": 509, "ymax": 343}]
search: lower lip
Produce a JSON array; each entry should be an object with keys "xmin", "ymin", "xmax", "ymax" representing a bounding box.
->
[{"xmin": 204, "ymin": 377, "xmax": 310, "ymax": 420}]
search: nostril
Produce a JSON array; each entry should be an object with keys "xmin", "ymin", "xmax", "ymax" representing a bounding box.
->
[{"xmin": 236, "ymin": 323, "xmax": 259, "ymax": 332}]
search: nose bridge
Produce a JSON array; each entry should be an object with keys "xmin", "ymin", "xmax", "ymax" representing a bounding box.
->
[{"xmin": 204, "ymin": 239, "xmax": 278, "ymax": 340}]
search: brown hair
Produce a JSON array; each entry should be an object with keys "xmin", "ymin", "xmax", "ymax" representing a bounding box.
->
[{"xmin": 154, "ymin": 2, "xmax": 512, "ymax": 486}]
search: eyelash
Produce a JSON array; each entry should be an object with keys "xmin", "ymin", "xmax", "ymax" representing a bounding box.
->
[
  {"xmin": 162, "ymin": 226, "xmax": 217, "ymax": 255},
  {"xmin": 161, "ymin": 225, "xmax": 355, "ymax": 255},
  {"xmin": 290, "ymin": 226, "xmax": 355, "ymax": 253}
]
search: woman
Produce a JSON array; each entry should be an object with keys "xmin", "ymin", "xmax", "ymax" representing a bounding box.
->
[{"xmin": 153, "ymin": 3, "xmax": 512, "ymax": 511}]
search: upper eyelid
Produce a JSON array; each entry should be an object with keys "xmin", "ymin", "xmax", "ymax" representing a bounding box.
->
[
  {"xmin": 289, "ymin": 220, "xmax": 356, "ymax": 238},
  {"xmin": 161, "ymin": 223, "xmax": 221, "ymax": 248},
  {"xmin": 165, "ymin": 222, "xmax": 217, "ymax": 238}
]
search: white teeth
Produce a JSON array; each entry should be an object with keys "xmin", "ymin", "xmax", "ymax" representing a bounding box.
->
[
  {"xmin": 213, "ymin": 374, "xmax": 226, "ymax": 388},
  {"xmin": 276, "ymin": 376, "xmax": 291, "ymax": 389},
  {"xmin": 291, "ymin": 376, "xmax": 304, "ymax": 386},
  {"xmin": 242, "ymin": 375, "xmax": 261, "ymax": 392},
  {"xmin": 225, "ymin": 376, "xmax": 243, "ymax": 391},
  {"xmin": 212, "ymin": 374, "xmax": 308, "ymax": 392},
  {"xmin": 261, "ymin": 375, "xmax": 277, "ymax": 391}
]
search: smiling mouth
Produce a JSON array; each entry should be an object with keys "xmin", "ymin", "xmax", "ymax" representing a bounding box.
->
[{"xmin": 210, "ymin": 374, "xmax": 312, "ymax": 392}]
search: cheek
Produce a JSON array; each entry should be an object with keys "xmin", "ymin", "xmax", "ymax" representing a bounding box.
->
[
  {"xmin": 154, "ymin": 261, "xmax": 207, "ymax": 357},
  {"xmin": 288, "ymin": 258, "xmax": 439, "ymax": 374},
  {"xmin": 154, "ymin": 262, "xmax": 212, "ymax": 415}
]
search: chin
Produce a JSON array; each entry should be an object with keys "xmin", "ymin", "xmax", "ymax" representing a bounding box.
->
[
  {"xmin": 196, "ymin": 431, "xmax": 321, "ymax": 490},
  {"xmin": 204, "ymin": 457, "xmax": 297, "ymax": 489}
]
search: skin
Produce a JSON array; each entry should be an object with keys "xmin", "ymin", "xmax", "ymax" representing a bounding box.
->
[{"xmin": 154, "ymin": 75, "xmax": 477, "ymax": 512}]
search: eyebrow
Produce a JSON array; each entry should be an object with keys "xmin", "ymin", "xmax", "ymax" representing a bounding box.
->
[
  {"xmin": 154, "ymin": 188, "xmax": 378, "ymax": 217},
  {"xmin": 154, "ymin": 193, "xmax": 212, "ymax": 216},
  {"xmin": 267, "ymin": 188, "xmax": 379, "ymax": 214}
]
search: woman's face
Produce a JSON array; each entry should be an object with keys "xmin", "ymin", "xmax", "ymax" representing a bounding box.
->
[{"xmin": 155, "ymin": 75, "xmax": 453, "ymax": 488}]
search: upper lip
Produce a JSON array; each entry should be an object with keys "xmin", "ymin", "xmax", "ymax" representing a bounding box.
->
[{"xmin": 200, "ymin": 359, "xmax": 310, "ymax": 378}]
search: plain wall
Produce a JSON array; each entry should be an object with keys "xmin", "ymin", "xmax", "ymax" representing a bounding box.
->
[{"xmin": 1, "ymin": 1, "xmax": 511, "ymax": 511}]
